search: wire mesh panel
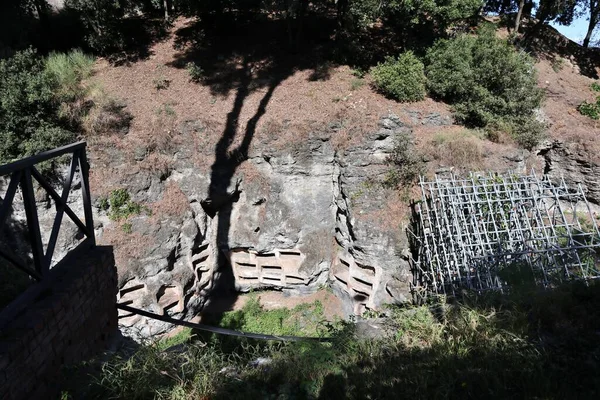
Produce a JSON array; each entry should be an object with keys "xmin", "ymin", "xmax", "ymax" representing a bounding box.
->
[{"xmin": 413, "ymin": 171, "xmax": 600, "ymax": 296}]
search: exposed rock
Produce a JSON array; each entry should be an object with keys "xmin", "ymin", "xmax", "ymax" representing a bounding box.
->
[
  {"xmin": 406, "ymin": 110, "xmax": 452, "ymax": 127},
  {"xmin": 538, "ymin": 140, "xmax": 600, "ymax": 204},
  {"xmin": 331, "ymin": 115, "xmax": 412, "ymax": 315},
  {"xmin": 98, "ymin": 115, "xmax": 414, "ymax": 338}
]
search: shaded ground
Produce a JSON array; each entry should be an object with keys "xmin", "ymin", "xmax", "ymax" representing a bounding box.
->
[
  {"xmin": 201, "ymin": 288, "xmax": 345, "ymax": 321},
  {"xmin": 62, "ymin": 282, "xmax": 600, "ymax": 399}
]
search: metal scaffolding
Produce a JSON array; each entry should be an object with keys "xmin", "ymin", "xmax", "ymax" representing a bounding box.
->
[{"xmin": 412, "ymin": 171, "xmax": 600, "ymax": 296}]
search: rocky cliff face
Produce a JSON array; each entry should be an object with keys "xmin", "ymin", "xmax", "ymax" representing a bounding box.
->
[
  {"xmin": 104, "ymin": 115, "xmax": 414, "ymax": 338},
  {"xmin": 538, "ymin": 140, "xmax": 600, "ymax": 205}
]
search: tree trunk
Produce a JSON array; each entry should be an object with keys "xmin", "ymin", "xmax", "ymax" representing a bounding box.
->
[
  {"xmin": 583, "ymin": 3, "xmax": 599, "ymax": 48},
  {"xmin": 583, "ymin": 17, "xmax": 595, "ymax": 47},
  {"xmin": 295, "ymin": 0, "xmax": 309, "ymax": 51},
  {"xmin": 163, "ymin": 0, "xmax": 169, "ymax": 20},
  {"xmin": 514, "ymin": 0, "xmax": 526, "ymax": 33},
  {"xmin": 33, "ymin": 0, "xmax": 48, "ymax": 24},
  {"xmin": 337, "ymin": 0, "xmax": 349, "ymax": 29}
]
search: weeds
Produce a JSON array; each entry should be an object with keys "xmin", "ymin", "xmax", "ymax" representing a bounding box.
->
[
  {"xmin": 121, "ymin": 223, "xmax": 132, "ymax": 234},
  {"xmin": 350, "ymin": 77, "xmax": 365, "ymax": 91},
  {"xmin": 156, "ymin": 103, "xmax": 176, "ymax": 118},
  {"xmin": 186, "ymin": 62, "xmax": 205, "ymax": 83},
  {"xmin": 104, "ymin": 189, "xmax": 150, "ymax": 221},
  {"xmin": 64, "ymin": 283, "xmax": 600, "ymax": 399},
  {"xmin": 384, "ymin": 130, "xmax": 426, "ymax": 188},
  {"xmin": 578, "ymin": 81, "xmax": 600, "ymax": 120},
  {"xmin": 430, "ymin": 129, "xmax": 484, "ymax": 169},
  {"xmin": 153, "ymin": 67, "xmax": 170, "ymax": 90},
  {"xmin": 551, "ymin": 57, "xmax": 565, "ymax": 73}
]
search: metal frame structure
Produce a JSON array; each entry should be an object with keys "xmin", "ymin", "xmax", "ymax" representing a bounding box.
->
[
  {"xmin": 0, "ymin": 142, "xmax": 95, "ymax": 280},
  {"xmin": 412, "ymin": 171, "xmax": 600, "ymax": 297}
]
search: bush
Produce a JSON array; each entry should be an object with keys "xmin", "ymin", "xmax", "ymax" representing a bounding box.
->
[
  {"xmin": 384, "ymin": 129, "xmax": 426, "ymax": 187},
  {"xmin": 371, "ymin": 51, "xmax": 426, "ymax": 102},
  {"xmin": 579, "ymin": 101, "xmax": 600, "ymax": 120},
  {"xmin": 578, "ymin": 82, "xmax": 600, "ymax": 120},
  {"xmin": 186, "ymin": 62, "xmax": 205, "ymax": 83},
  {"xmin": 0, "ymin": 48, "xmax": 75, "ymax": 165},
  {"xmin": 107, "ymin": 189, "xmax": 149, "ymax": 221},
  {"xmin": 45, "ymin": 49, "xmax": 94, "ymax": 103},
  {"xmin": 426, "ymin": 30, "xmax": 545, "ymax": 149}
]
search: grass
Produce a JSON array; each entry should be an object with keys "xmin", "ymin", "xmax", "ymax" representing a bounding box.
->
[
  {"xmin": 349, "ymin": 77, "xmax": 365, "ymax": 91},
  {"xmin": 218, "ymin": 296, "xmax": 331, "ymax": 338},
  {"xmin": 186, "ymin": 62, "xmax": 205, "ymax": 83},
  {"xmin": 61, "ymin": 283, "xmax": 600, "ymax": 399},
  {"xmin": 578, "ymin": 81, "xmax": 600, "ymax": 120},
  {"xmin": 101, "ymin": 189, "xmax": 150, "ymax": 221},
  {"xmin": 430, "ymin": 129, "xmax": 484, "ymax": 170},
  {"xmin": 45, "ymin": 49, "xmax": 95, "ymax": 102}
]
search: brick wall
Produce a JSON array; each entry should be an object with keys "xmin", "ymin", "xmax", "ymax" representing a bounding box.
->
[{"xmin": 0, "ymin": 246, "xmax": 118, "ymax": 400}]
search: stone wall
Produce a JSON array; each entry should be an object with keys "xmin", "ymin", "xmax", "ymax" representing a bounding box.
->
[{"xmin": 0, "ymin": 246, "xmax": 118, "ymax": 400}]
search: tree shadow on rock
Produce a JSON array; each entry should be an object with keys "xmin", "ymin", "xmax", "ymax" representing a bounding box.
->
[{"xmin": 179, "ymin": 10, "xmax": 349, "ymax": 331}]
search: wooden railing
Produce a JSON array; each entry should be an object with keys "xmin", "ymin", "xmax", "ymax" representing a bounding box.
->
[{"xmin": 0, "ymin": 142, "xmax": 95, "ymax": 280}]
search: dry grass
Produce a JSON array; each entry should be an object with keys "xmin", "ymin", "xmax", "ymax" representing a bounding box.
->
[
  {"xmin": 428, "ymin": 129, "xmax": 484, "ymax": 170},
  {"xmin": 151, "ymin": 181, "xmax": 190, "ymax": 219},
  {"xmin": 238, "ymin": 161, "xmax": 270, "ymax": 191},
  {"xmin": 89, "ymin": 166, "xmax": 120, "ymax": 199},
  {"xmin": 138, "ymin": 152, "xmax": 173, "ymax": 179},
  {"xmin": 357, "ymin": 188, "xmax": 415, "ymax": 233},
  {"xmin": 100, "ymin": 223, "xmax": 153, "ymax": 274}
]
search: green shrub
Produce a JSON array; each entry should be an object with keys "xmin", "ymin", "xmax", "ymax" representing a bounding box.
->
[
  {"xmin": 107, "ymin": 189, "xmax": 148, "ymax": 221},
  {"xmin": 578, "ymin": 82, "xmax": 600, "ymax": 120},
  {"xmin": 186, "ymin": 62, "xmax": 205, "ymax": 83},
  {"xmin": 578, "ymin": 100, "xmax": 600, "ymax": 120},
  {"xmin": 219, "ymin": 297, "xmax": 328, "ymax": 338},
  {"xmin": 384, "ymin": 129, "xmax": 426, "ymax": 187},
  {"xmin": 0, "ymin": 48, "xmax": 75, "ymax": 165},
  {"xmin": 371, "ymin": 52, "xmax": 427, "ymax": 102},
  {"xmin": 426, "ymin": 30, "xmax": 545, "ymax": 149},
  {"xmin": 45, "ymin": 49, "xmax": 95, "ymax": 103}
]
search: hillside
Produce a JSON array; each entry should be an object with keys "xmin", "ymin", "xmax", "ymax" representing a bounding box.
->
[{"xmin": 3, "ymin": 2, "xmax": 600, "ymax": 398}]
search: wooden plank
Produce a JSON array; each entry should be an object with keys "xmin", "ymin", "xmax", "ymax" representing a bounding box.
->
[
  {"xmin": 20, "ymin": 169, "xmax": 47, "ymax": 276},
  {"xmin": 0, "ymin": 141, "xmax": 86, "ymax": 176},
  {"xmin": 30, "ymin": 166, "xmax": 89, "ymax": 237},
  {"xmin": 37, "ymin": 152, "xmax": 79, "ymax": 266},
  {"xmin": 78, "ymin": 148, "xmax": 96, "ymax": 247},
  {"xmin": 0, "ymin": 171, "xmax": 22, "ymax": 228}
]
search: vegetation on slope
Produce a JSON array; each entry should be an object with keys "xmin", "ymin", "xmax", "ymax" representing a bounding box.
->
[
  {"xmin": 62, "ymin": 283, "xmax": 600, "ymax": 399},
  {"xmin": 0, "ymin": 48, "xmax": 93, "ymax": 165},
  {"xmin": 426, "ymin": 27, "xmax": 546, "ymax": 149}
]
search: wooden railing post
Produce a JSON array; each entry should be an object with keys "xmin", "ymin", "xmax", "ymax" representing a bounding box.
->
[
  {"xmin": 20, "ymin": 169, "xmax": 47, "ymax": 276},
  {"xmin": 79, "ymin": 146, "xmax": 96, "ymax": 247},
  {"xmin": 0, "ymin": 141, "xmax": 95, "ymax": 282}
]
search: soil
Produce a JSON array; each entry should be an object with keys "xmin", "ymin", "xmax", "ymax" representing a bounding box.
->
[
  {"xmin": 200, "ymin": 289, "xmax": 345, "ymax": 321},
  {"xmin": 89, "ymin": 16, "xmax": 599, "ymax": 320},
  {"xmin": 90, "ymin": 16, "xmax": 600, "ymax": 195}
]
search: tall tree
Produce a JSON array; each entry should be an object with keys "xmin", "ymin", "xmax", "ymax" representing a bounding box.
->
[
  {"xmin": 583, "ymin": 0, "xmax": 600, "ymax": 47},
  {"xmin": 515, "ymin": 0, "xmax": 526, "ymax": 32}
]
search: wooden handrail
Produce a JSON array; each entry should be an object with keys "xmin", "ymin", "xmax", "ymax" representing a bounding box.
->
[
  {"xmin": 0, "ymin": 142, "xmax": 95, "ymax": 280},
  {"xmin": 0, "ymin": 141, "xmax": 86, "ymax": 176}
]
